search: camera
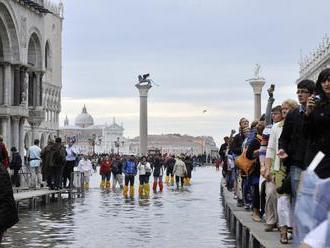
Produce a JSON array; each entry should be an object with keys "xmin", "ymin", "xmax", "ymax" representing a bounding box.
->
[{"xmin": 313, "ymin": 94, "xmax": 321, "ymax": 104}]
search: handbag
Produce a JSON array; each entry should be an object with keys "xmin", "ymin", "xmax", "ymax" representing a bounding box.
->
[{"xmin": 235, "ymin": 147, "xmax": 256, "ymax": 175}]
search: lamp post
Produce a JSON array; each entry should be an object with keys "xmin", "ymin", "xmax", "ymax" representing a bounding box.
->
[
  {"xmin": 114, "ymin": 137, "xmax": 124, "ymax": 154},
  {"xmin": 88, "ymin": 134, "xmax": 102, "ymax": 155}
]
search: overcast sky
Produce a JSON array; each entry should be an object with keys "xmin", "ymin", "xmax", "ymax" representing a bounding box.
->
[{"xmin": 59, "ymin": 0, "xmax": 329, "ymax": 145}]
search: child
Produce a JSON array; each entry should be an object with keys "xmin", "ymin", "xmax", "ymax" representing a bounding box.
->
[{"xmin": 77, "ymin": 154, "xmax": 94, "ymax": 189}]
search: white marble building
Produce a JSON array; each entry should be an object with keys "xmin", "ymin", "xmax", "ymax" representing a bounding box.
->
[
  {"xmin": 0, "ymin": 0, "xmax": 63, "ymax": 155},
  {"xmin": 60, "ymin": 106, "xmax": 129, "ymax": 154},
  {"xmin": 297, "ymin": 34, "xmax": 330, "ymax": 82}
]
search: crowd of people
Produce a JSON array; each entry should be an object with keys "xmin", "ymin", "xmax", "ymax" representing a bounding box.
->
[
  {"xmin": 0, "ymin": 137, "xmax": 200, "ymax": 243},
  {"xmin": 220, "ymin": 68, "xmax": 330, "ymax": 248}
]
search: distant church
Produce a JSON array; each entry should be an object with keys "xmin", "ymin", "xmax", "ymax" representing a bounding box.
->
[{"xmin": 59, "ymin": 105, "xmax": 128, "ymax": 154}]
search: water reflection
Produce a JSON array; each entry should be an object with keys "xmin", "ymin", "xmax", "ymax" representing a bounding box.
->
[{"xmin": 4, "ymin": 167, "xmax": 235, "ymax": 248}]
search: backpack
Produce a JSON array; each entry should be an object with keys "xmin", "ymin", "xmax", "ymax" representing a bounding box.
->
[{"xmin": 53, "ymin": 147, "xmax": 65, "ymax": 166}]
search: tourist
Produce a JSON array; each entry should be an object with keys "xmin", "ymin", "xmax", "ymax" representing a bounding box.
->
[
  {"xmin": 184, "ymin": 155, "xmax": 193, "ymax": 185},
  {"xmin": 263, "ymin": 105, "xmax": 283, "ymax": 232},
  {"xmin": 100, "ymin": 155, "xmax": 112, "ymax": 189},
  {"xmin": 9, "ymin": 147, "xmax": 22, "ymax": 188},
  {"xmin": 27, "ymin": 139, "xmax": 43, "ymax": 189},
  {"xmin": 77, "ymin": 154, "xmax": 94, "ymax": 189},
  {"xmin": 152, "ymin": 155, "xmax": 164, "ymax": 193},
  {"xmin": 173, "ymin": 155, "xmax": 187, "ymax": 189},
  {"xmin": 265, "ymin": 99, "xmax": 298, "ymax": 244},
  {"xmin": 304, "ymin": 68, "xmax": 330, "ymax": 179},
  {"xmin": 111, "ymin": 154, "xmax": 123, "ymax": 190},
  {"xmin": 246, "ymin": 121, "xmax": 265, "ymax": 222},
  {"xmin": 277, "ymin": 79, "xmax": 315, "ymax": 205},
  {"xmin": 230, "ymin": 117, "xmax": 249, "ymax": 207},
  {"xmin": 123, "ymin": 155, "xmax": 137, "ymax": 197},
  {"xmin": 63, "ymin": 139, "xmax": 77, "ymax": 188},
  {"xmin": 0, "ymin": 165, "xmax": 19, "ymax": 244},
  {"xmin": 137, "ymin": 156, "xmax": 152, "ymax": 197},
  {"xmin": 0, "ymin": 135, "xmax": 9, "ymax": 170},
  {"xmin": 41, "ymin": 139, "xmax": 55, "ymax": 189},
  {"xmin": 50, "ymin": 137, "xmax": 67, "ymax": 190},
  {"xmin": 165, "ymin": 155, "xmax": 175, "ymax": 186}
]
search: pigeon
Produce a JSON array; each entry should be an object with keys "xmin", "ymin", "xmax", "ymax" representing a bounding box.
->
[{"xmin": 202, "ymin": 110, "xmax": 207, "ymax": 113}]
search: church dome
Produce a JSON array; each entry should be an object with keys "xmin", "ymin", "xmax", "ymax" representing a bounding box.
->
[{"xmin": 75, "ymin": 105, "xmax": 94, "ymax": 128}]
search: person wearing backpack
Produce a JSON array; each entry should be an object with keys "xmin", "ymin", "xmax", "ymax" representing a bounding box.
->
[{"xmin": 9, "ymin": 147, "xmax": 22, "ymax": 187}]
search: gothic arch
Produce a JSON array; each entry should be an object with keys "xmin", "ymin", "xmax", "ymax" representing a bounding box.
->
[
  {"xmin": 24, "ymin": 131, "xmax": 32, "ymax": 149},
  {"xmin": 27, "ymin": 32, "xmax": 42, "ymax": 68},
  {"xmin": 45, "ymin": 40, "xmax": 52, "ymax": 69},
  {"xmin": 0, "ymin": 2, "xmax": 20, "ymax": 62}
]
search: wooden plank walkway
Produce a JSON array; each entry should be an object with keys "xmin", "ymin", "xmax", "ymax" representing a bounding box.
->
[{"xmin": 221, "ymin": 182, "xmax": 292, "ymax": 248}]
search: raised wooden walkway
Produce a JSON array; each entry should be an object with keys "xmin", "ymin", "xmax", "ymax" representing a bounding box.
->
[
  {"xmin": 13, "ymin": 188, "xmax": 83, "ymax": 210},
  {"xmin": 221, "ymin": 183, "xmax": 292, "ymax": 248}
]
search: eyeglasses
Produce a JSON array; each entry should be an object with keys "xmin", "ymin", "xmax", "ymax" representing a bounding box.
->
[
  {"xmin": 271, "ymin": 112, "xmax": 281, "ymax": 115},
  {"xmin": 296, "ymin": 89, "xmax": 310, "ymax": 94}
]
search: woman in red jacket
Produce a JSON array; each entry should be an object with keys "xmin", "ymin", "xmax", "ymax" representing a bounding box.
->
[{"xmin": 100, "ymin": 155, "xmax": 112, "ymax": 189}]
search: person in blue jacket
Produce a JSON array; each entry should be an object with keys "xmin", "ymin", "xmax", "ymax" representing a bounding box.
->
[{"xmin": 123, "ymin": 155, "xmax": 137, "ymax": 197}]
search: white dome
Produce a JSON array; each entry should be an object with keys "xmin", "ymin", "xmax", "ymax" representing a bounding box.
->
[{"xmin": 75, "ymin": 105, "xmax": 94, "ymax": 128}]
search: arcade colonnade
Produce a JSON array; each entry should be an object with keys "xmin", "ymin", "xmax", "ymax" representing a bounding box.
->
[{"xmin": 0, "ymin": 0, "xmax": 63, "ymax": 155}]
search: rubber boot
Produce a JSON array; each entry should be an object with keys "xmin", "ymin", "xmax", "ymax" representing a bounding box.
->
[
  {"xmin": 170, "ymin": 176, "xmax": 174, "ymax": 186},
  {"xmin": 123, "ymin": 185, "xmax": 128, "ymax": 197},
  {"xmin": 106, "ymin": 181, "xmax": 111, "ymax": 189},
  {"xmin": 129, "ymin": 186, "xmax": 135, "ymax": 198},
  {"xmin": 184, "ymin": 177, "xmax": 188, "ymax": 186},
  {"xmin": 144, "ymin": 183, "xmax": 150, "ymax": 197},
  {"xmin": 100, "ymin": 180, "xmax": 105, "ymax": 189},
  {"xmin": 159, "ymin": 181, "xmax": 163, "ymax": 192},
  {"xmin": 139, "ymin": 185, "xmax": 144, "ymax": 196},
  {"xmin": 152, "ymin": 181, "xmax": 157, "ymax": 192},
  {"xmin": 84, "ymin": 182, "xmax": 89, "ymax": 190},
  {"xmin": 165, "ymin": 176, "xmax": 169, "ymax": 185}
]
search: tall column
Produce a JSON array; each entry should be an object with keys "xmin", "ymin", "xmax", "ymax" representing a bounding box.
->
[
  {"xmin": 3, "ymin": 63, "xmax": 11, "ymax": 105},
  {"xmin": 0, "ymin": 65, "xmax": 4, "ymax": 104},
  {"xmin": 248, "ymin": 79, "xmax": 265, "ymax": 120},
  {"xmin": 136, "ymin": 83, "xmax": 152, "ymax": 155},
  {"xmin": 19, "ymin": 118, "xmax": 25, "ymax": 157},
  {"xmin": 12, "ymin": 116, "xmax": 19, "ymax": 149},
  {"xmin": 1, "ymin": 116, "xmax": 11, "ymax": 148}
]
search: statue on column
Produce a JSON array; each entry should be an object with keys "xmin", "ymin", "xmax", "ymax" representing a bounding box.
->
[
  {"xmin": 21, "ymin": 72, "xmax": 28, "ymax": 106},
  {"xmin": 254, "ymin": 64, "xmax": 261, "ymax": 79}
]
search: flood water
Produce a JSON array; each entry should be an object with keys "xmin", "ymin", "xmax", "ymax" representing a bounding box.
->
[{"xmin": 3, "ymin": 166, "xmax": 235, "ymax": 248}]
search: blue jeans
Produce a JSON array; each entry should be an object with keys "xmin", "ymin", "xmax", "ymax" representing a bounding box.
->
[
  {"xmin": 293, "ymin": 170, "xmax": 324, "ymax": 248},
  {"xmin": 290, "ymin": 166, "xmax": 303, "ymax": 206}
]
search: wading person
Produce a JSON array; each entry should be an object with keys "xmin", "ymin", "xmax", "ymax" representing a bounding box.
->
[
  {"xmin": 100, "ymin": 155, "xmax": 112, "ymax": 189},
  {"xmin": 50, "ymin": 138, "xmax": 67, "ymax": 190},
  {"xmin": 77, "ymin": 154, "xmax": 94, "ymax": 189},
  {"xmin": 137, "ymin": 156, "xmax": 152, "ymax": 197},
  {"xmin": 165, "ymin": 155, "xmax": 175, "ymax": 186},
  {"xmin": 123, "ymin": 155, "xmax": 137, "ymax": 197},
  {"xmin": 173, "ymin": 155, "xmax": 187, "ymax": 190},
  {"xmin": 184, "ymin": 155, "xmax": 193, "ymax": 185},
  {"xmin": 152, "ymin": 155, "xmax": 164, "ymax": 193},
  {"xmin": 0, "ymin": 165, "xmax": 19, "ymax": 244},
  {"xmin": 111, "ymin": 154, "xmax": 123, "ymax": 190}
]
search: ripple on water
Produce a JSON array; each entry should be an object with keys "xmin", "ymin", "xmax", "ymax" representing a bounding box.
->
[{"xmin": 5, "ymin": 167, "xmax": 235, "ymax": 248}]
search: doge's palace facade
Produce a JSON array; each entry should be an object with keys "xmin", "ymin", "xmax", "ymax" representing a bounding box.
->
[{"xmin": 0, "ymin": 0, "xmax": 63, "ymax": 155}]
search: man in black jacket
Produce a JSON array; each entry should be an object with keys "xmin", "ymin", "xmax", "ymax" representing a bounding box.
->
[
  {"xmin": 0, "ymin": 165, "xmax": 19, "ymax": 243},
  {"xmin": 278, "ymin": 79, "xmax": 315, "ymax": 203}
]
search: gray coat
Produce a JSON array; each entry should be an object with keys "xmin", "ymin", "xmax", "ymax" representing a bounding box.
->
[{"xmin": 173, "ymin": 159, "xmax": 187, "ymax": 177}]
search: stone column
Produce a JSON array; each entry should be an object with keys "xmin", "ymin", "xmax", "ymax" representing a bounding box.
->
[
  {"xmin": 248, "ymin": 79, "xmax": 265, "ymax": 120},
  {"xmin": 12, "ymin": 116, "xmax": 19, "ymax": 149},
  {"xmin": 135, "ymin": 83, "xmax": 152, "ymax": 155},
  {"xmin": 3, "ymin": 63, "xmax": 12, "ymax": 106},
  {"xmin": 1, "ymin": 116, "xmax": 11, "ymax": 148},
  {"xmin": 19, "ymin": 118, "xmax": 25, "ymax": 157}
]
